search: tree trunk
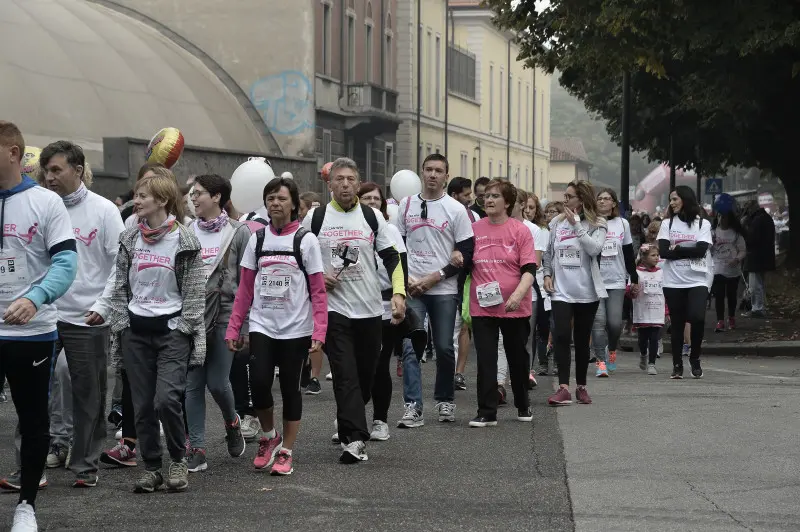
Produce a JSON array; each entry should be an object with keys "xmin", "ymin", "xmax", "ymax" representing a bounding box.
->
[{"xmin": 779, "ymin": 177, "xmax": 800, "ymax": 269}]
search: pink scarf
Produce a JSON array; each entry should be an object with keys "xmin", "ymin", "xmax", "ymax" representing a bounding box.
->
[
  {"xmin": 139, "ymin": 215, "xmax": 177, "ymax": 244},
  {"xmin": 196, "ymin": 210, "xmax": 229, "ymax": 233}
]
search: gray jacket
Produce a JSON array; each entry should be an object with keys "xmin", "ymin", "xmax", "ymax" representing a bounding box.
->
[{"xmin": 542, "ymin": 215, "xmax": 609, "ymax": 300}]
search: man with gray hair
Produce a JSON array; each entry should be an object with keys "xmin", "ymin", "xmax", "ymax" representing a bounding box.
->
[{"xmin": 302, "ymin": 157, "xmax": 406, "ymax": 464}]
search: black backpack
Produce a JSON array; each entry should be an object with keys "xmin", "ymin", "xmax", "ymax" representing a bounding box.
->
[{"xmin": 254, "ymin": 227, "xmax": 311, "ymax": 291}]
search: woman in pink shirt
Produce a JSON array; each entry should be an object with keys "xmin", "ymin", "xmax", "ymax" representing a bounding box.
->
[{"xmin": 468, "ymin": 179, "xmax": 537, "ymax": 427}]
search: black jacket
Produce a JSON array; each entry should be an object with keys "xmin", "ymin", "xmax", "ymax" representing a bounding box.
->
[{"xmin": 743, "ymin": 209, "xmax": 776, "ymax": 272}]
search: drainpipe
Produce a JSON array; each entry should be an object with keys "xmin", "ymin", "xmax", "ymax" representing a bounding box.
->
[
  {"xmin": 506, "ymin": 38, "xmax": 511, "ymax": 180},
  {"xmin": 444, "ymin": 7, "xmax": 449, "ymax": 158},
  {"xmin": 416, "ymin": 0, "xmax": 422, "ymax": 170},
  {"xmin": 380, "ymin": 0, "xmax": 386, "ymax": 86},
  {"xmin": 532, "ymin": 67, "xmax": 536, "ymax": 192},
  {"xmin": 339, "ymin": 0, "xmax": 346, "ymax": 102}
]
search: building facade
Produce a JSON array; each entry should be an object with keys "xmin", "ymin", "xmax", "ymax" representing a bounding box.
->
[
  {"xmin": 313, "ymin": 0, "xmax": 400, "ymax": 193},
  {"xmin": 549, "ymin": 137, "xmax": 592, "ymax": 199},
  {"xmin": 395, "ymin": 0, "xmax": 551, "ymax": 197}
]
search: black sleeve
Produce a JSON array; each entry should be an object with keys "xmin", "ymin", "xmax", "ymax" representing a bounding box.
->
[
  {"xmin": 520, "ymin": 263, "xmax": 537, "ymax": 277},
  {"xmin": 442, "ymin": 237, "xmax": 475, "ymax": 278},
  {"xmin": 622, "ymin": 244, "xmax": 638, "ymax": 283},
  {"xmin": 400, "ymin": 251, "xmax": 408, "ymax": 290},
  {"xmin": 49, "ymin": 239, "xmax": 77, "ymax": 257},
  {"xmin": 659, "ymin": 239, "xmax": 709, "ymax": 260}
]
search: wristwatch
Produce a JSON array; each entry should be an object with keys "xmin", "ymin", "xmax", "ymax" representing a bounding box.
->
[{"xmin": 438, "ymin": 269, "xmax": 446, "ymax": 280}]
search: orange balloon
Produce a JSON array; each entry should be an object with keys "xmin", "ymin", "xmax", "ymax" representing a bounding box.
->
[
  {"xmin": 146, "ymin": 127, "xmax": 185, "ymax": 169},
  {"xmin": 320, "ymin": 161, "xmax": 333, "ymax": 182}
]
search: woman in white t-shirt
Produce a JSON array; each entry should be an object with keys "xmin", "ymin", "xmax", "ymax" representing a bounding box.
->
[
  {"xmin": 109, "ymin": 172, "xmax": 205, "ymax": 494},
  {"xmin": 711, "ymin": 210, "xmax": 746, "ymax": 332},
  {"xmin": 226, "ymin": 177, "xmax": 328, "ymax": 476},
  {"xmin": 524, "ymin": 193, "xmax": 552, "ymax": 380},
  {"xmin": 542, "ymin": 181, "xmax": 608, "ymax": 407},
  {"xmin": 185, "ymin": 174, "xmax": 251, "ymax": 472},
  {"xmin": 656, "ymin": 186, "xmax": 713, "ymax": 379},
  {"xmin": 591, "ymin": 188, "xmax": 639, "ymax": 377}
]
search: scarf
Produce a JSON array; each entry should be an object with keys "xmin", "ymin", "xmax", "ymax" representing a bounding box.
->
[
  {"xmin": 196, "ymin": 210, "xmax": 229, "ymax": 233},
  {"xmin": 139, "ymin": 214, "xmax": 177, "ymax": 244},
  {"xmin": 62, "ymin": 183, "xmax": 88, "ymax": 207}
]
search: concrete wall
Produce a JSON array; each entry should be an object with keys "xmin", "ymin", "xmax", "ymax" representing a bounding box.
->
[{"xmin": 94, "ymin": 0, "xmax": 316, "ymax": 159}]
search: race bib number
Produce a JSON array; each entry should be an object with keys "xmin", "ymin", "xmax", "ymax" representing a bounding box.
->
[
  {"xmin": 476, "ymin": 281, "xmax": 503, "ymax": 308},
  {"xmin": 601, "ymin": 240, "xmax": 618, "ymax": 257},
  {"xmin": 260, "ymin": 273, "xmax": 291, "ymax": 297},
  {"xmin": 558, "ymin": 248, "xmax": 581, "ymax": 267},
  {"xmin": 0, "ymin": 253, "xmax": 29, "ymax": 290},
  {"xmin": 643, "ymin": 279, "xmax": 662, "ymax": 294},
  {"xmin": 690, "ymin": 257, "xmax": 708, "ymax": 273}
]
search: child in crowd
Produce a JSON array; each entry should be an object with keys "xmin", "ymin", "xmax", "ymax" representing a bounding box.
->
[{"xmin": 628, "ymin": 244, "xmax": 667, "ymax": 375}]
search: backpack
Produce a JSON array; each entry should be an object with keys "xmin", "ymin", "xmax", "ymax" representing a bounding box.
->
[{"xmin": 254, "ymin": 226, "xmax": 311, "ymax": 291}]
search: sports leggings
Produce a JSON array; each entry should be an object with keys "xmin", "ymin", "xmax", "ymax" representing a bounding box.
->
[
  {"xmin": 712, "ymin": 275, "xmax": 739, "ymax": 321},
  {"xmin": 249, "ymin": 332, "xmax": 310, "ymax": 421},
  {"xmin": 663, "ymin": 286, "xmax": 708, "ymax": 367},
  {"xmin": 551, "ymin": 301, "xmax": 600, "ymax": 386}
]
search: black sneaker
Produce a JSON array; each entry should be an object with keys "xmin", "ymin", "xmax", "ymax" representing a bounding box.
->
[
  {"xmin": 305, "ymin": 377, "xmax": 322, "ymax": 395},
  {"xmin": 225, "ymin": 415, "xmax": 246, "ymax": 458},
  {"xmin": 454, "ymin": 373, "xmax": 467, "ymax": 391},
  {"xmin": 468, "ymin": 416, "xmax": 498, "ymax": 428},
  {"xmin": 186, "ymin": 449, "xmax": 207, "ymax": 472},
  {"xmin": 497, "ymin": 384, "xmax": 507, "ymax": 405},
  {"xmin": 517, "ymin": 408, "xmax": 533, "ymax": 422},
  {"xmin": 107, "ymin": 404, "xmax": 123, "ymax": 428},
  {"xmin": 690, "ymin": 359, "xmax": 703, "ymax": 379},
  {"xmin": 670, "ymin": 365, "xmax": 684, "ymax": 380},
  {"xmin": 133, "ymin": 469, "xmax": 163, "ymax": 493},
  {"xmin": 72, "ymin": 473, "xmax": 98, "ymax": 488}
]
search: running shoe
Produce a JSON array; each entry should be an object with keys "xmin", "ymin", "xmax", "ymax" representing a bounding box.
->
[
  {"xmin": 728, "ymin": 317, "xmax": 736, "ymax": 330},
  {"xmin": 12, "ymin": 501, "xmax": 37, "ymax": 532},
  {"xmin": 397, "ymin": 402, "xmax": 424, "ymax": 428},
  {"xmin": 226, "ymin": 415, "xmax": 246, "ymax": 457},
  {"xmin": 536, "ymin": 364, "xmax": 549, "ymax": 376},
  {"xmin": 639, "ymin": 355, "xmax": 647, "ymax": 371},
  {"xmin": 270, "ymin": 451, "xmax": 293, "ymax": 476},
  {"xmin": 595, "ymin": 361, "xmax": 609, "ymax": 378},
  {"xmin": 101, "ymin": 440, "xmax": 137, "ymax": 467},
  {"xmin": 0, "ymin": 471, "xmax": 47, "ymax": 492},
  {"xmin": 107, "ymin": 404, "xmax": 123, "ymax": 428},
  {"xmin": 497, "ymin": 384, "xmax": 508, "ymax": 405},
  {"xmin": 528, "ymin": 372, "xmax": 537, "ymax": 389},
  {"xmin": 165, "ymin": 460, "xmax": 189, "ymax": 492},
  {"xmin": 548, "ymin": 387, "xmax": 572, "ymax": 406},
  {"xmin": 133, "ymin": 469, "xmax": 163, "ymax": 494},
  {"xmin": 46, "ymin": 443, "xmax": 68, "ymax": 468},
  {"xmin": 340, "ymin": 441, "xmax": 368, "ymax": 463},
  {"xmin": 607, "ymin": 350, "xmax": 617, "ymax": 371},
  {"xmin": 575, "ymin": 386, "xmax": 592, "ymax": 405},
  {"xmin": 369, "ymin": 420, "xmax": 390, "ymax": 441},
  {"xmin": 715, "ymin": 320, "xmax": 725, "ymax": 333},
  {"xmin": 517, "ymin": 407, "xmax": 533, "ymax": 422},
  {"xmin": 647, "ymin": 364, "xmax": 658, "ymax": 375},
  {"xmin": 325, "ymin": 372, "xmax": 333, "ymax": 381},
  {"xmin": 240, "ymin": 415, "xmax": 261, "ymax": 442},
  {"xmin": 254, "ymin": 433, "xmax": 283, "ymax": 469},
  {"xmin": 682, "ymin": 344, "xmax": 690, "ymax": 357},
  {"xmin": 72, "ymin": 473, "xmax": 98, "ymax": 488},
  {"xmin": 186, "ymin": 448, "xmax": 207, "ymax": 472},
  {"xmin": 436, "ymin": 401, "xmax": 456, "ymax": 422},
  {"xmin": 114, "ymin": 428, "xmax": 122, "ymax": 440},
  {"xmin": 305, "ymin": 377, "xmax": 322, "ymax": 395},
  {"xmin": 690, "ymin": 359, "xmax": 703, "ymax": 379},
  {"xmin": 671, "ymin": 365, "xmax": 684, "ymax": 379},
  {"xmin": 468, "ymin": 416, "xmax": 498, "ymax": 428},
  {"xmin": 454, "ymin": 373, "xmax": 467, "ymax": 390}
]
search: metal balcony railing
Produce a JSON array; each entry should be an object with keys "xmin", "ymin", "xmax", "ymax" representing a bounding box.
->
[{"xmin": 344, "ymin": 82, "xmax": 399, "ymax": 115}]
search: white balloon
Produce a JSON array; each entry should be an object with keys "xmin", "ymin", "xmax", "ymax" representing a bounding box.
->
[
  {"xmin": 230, "ymin": 157, "xmax": 275, "ymax": 213},
  {"xmin": 390, "ymin": 170, "xmax": 422, "ymax": 201},
  {"xmin": 281, "ymin": 171, "xmax": 293, "ymax": 179},
  {"xmin": 387, "ymin": 203, "xmax": 400, "ymax": 226},
  {"xmin": 539, "ymin": 198, "xmax": 549, "ymax": 208}
]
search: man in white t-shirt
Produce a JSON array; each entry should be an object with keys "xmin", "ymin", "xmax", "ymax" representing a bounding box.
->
[
  {"xmin": 302, "ymin": 157, "xmax": 406, "ymax": 464},
  {"xmin": 0, "ymin": 122, "xmax": 78, "ymax": 531},
  {"xmin": 396, "ymin": 155, "xmax": 474, "ymax": 426},
  {"xmin": 37, "ymin": 141, "xmax": 125, "ymax": 488}
]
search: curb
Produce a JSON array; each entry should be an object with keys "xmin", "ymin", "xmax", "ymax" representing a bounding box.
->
[{"xmin": 619, "ymin": 337, "xmax": 800, "ymax": 357}]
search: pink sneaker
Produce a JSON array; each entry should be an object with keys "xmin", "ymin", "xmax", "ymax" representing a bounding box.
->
[
  {"xmin": 576, "ymin": 386, "xmax": 592, "ymax": 405},
  {"xmin": 728, "ymin": 317, "xmax": 736, "ymax": 330},
  {"xmin": 270, "ymin": 450, "xmax": 293, "ymax": 476},
  {"xmin": 100, "ymin": 440, "xmax": 137, "ymax": 467},
  {"xmin": 548, "ymin": 387, "xmax": 572, "ymax": 406},
  {"xmin": 253, "ymin": 433, "xmax": 283, "ymax": 470}
]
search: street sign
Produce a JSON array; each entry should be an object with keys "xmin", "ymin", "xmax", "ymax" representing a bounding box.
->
[{"xmin": 705, "ymin": 178, "xmax": 723, "ymax": 195}]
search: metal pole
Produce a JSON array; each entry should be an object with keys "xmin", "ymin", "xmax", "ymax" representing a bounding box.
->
[
  {"xmin": 620, "ymin": 71, "xmax": 631, "ymax": 210},
  {"xmin": 506, "ymin": 39, "xmax": 511, "ymax": 180},
  {"xmin": 444, "ymin": 8, "xmax": 449, "ymax": 158},
  {"xmin": 669, "ymin": 133, "xmax": 676, "ymax": 190},
  {"xmin": 416, "ymin": 0, "xmax": 422, "ymax": 170},
  {"xmin": 532, "ymin": 69, "xmax": 536, "ymax": 194}
]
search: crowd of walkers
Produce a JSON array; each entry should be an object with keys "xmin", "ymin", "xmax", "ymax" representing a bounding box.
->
[{"xmin": 0, "ymin": 119, "xmax": 780, "ymax": 530}]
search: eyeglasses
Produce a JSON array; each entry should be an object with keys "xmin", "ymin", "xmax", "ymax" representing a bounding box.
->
[
  {"xmin": 420, "ymin": 199, "xmax": 427, "ymax": 220},
  {"xmin": 563, "ymin": 193, "xmax": 577, "ymax": 201},
  {"xmin": 189, "ymin": 190, "xmax": 207, "ymax": 199}
]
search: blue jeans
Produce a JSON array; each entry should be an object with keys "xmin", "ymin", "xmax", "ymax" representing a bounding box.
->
[
  {"xmin": 402, "ymin": 294, "xmax": 458, "ymax": 410},
  {"xmin": 185, "ymin": 325, "xmax": 237, "ymax": 449}
]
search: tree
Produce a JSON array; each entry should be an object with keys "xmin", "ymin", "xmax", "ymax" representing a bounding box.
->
[{"xmin": 486, "ymin": 0, "xmax": 800, "ymax": 265}]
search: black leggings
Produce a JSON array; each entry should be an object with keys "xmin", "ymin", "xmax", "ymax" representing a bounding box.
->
[
  {"xmin": 638, "ymin": 327, "xmax": 661, "ymax": 364},
  {"xmin": 663, "ymin": 287, "xmax": 708, "ymax": 366},
  {"xmin": 0, "ymin": 339, "xmax": 54, "ymax": 506},
  {"xmin": 370, "ymin": 320, "xmax": 399, "ymax": 423},
  {"xmin": 551, "ymin": 301, "xmax": 599, "ymax": 386},
  {"xmin": 249, "ymin": 332, "xmax": 310, "ymax": 422},
  {"xmin": 230, "ymin": 349, "xmax": 254, "ymax": 418},
  {"xmin": 531, "ymin": 297, "xmax": 550, "ymax": 366},
  {"xmin": 712, "ymin": 275, "xmax": 739, "ymax": 321}
]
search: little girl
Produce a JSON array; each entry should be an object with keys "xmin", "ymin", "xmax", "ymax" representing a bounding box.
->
[{"xmin": 629, "ymin": 244, "xmax": 666, "ymax": 375}]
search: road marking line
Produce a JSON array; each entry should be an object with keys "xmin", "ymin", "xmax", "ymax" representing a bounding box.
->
[{"xmin": 707, "ymin": 367, "xmax": 798, "ymax": 381}]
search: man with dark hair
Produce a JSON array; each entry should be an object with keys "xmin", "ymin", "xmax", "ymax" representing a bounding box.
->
[
  {"xmin": 470, "ymin": 177, "xmax": 490, "ymax": 219},
  {"xmin": 742, "ymin": 200, "xmax": 775, "ymax": 317}
]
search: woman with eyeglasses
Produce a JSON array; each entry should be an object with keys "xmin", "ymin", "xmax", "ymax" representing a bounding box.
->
[
  {"xmin": 542, "ymin": 181, "xmax": 607, "ymax": 406},
  {"xmin": 657, "ymin": 186, "xmax": 713, "ymax": 379},
  {"xmin": 591, "ymin": 188, "xmax": 638, "ymax": 377}
]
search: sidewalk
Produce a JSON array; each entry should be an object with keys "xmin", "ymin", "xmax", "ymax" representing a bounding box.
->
[{"xmin": 619, "ymin": 304, "xmax": 800, "ymax": 357}]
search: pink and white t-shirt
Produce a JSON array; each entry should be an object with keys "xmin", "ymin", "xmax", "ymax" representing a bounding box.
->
[
  {"xmin": 469, "ymin": 218, "xmax": 536, "ymax": 318},
  {"xmin": 657, "ymin": 216, "xmax": 713, "ymax": 288},
  {"xmin": 240, "ymin": 227, "xmax": 325, "ymax": 339},
  {"xmin": 128, "ymin": 229, "xmax": 182, "ymax": 317},
  {"xmin": 192, "ymin": 224, "xmax": 224, "ymax": 279},
  {"xmin": 599, "ymin": 217, "xmax": 633, "ymax": 289}
]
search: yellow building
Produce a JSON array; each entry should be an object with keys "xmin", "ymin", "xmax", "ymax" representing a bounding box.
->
[{"xmin": 395, "ymin": 0, "xmax": 551, "ymax": 197}]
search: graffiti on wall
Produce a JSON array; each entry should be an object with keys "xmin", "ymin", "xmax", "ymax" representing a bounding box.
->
[{"xmin": 250, "ymin": 70, "xmax": 314, "ymax": 136}]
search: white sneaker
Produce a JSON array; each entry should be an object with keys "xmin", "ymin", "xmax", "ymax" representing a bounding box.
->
[
  {"xmin": 647, "ymin": 364, "xmax": 658, "ymax": 376},
  {"xmin": 240, "ymin": 415, "xmax": 261, "ymax": 441},
  {"xmin": 339, "ymin": 441, "xmax": 368, "ymax": 463},
  {"xmin": 396, "ymin": 402, "xmax": 424, "ymax": 428},
  {"xmin": 11, "ymin": 501, "xmax": 37, "ymax": 532},
  {"xmin": 325, "ymin": 372, "xmax": 333, "ymax": 381},
  {"xmin": 436, "ymin": 401, "xmax": 456, "ymax": 422},
  {"xmin": 369, "ymin": 420, "xmax": 390, "ymax": 441},
  {"xmin": 114, "ymin": 428, "xmax": 122, "ymax": 440}
]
